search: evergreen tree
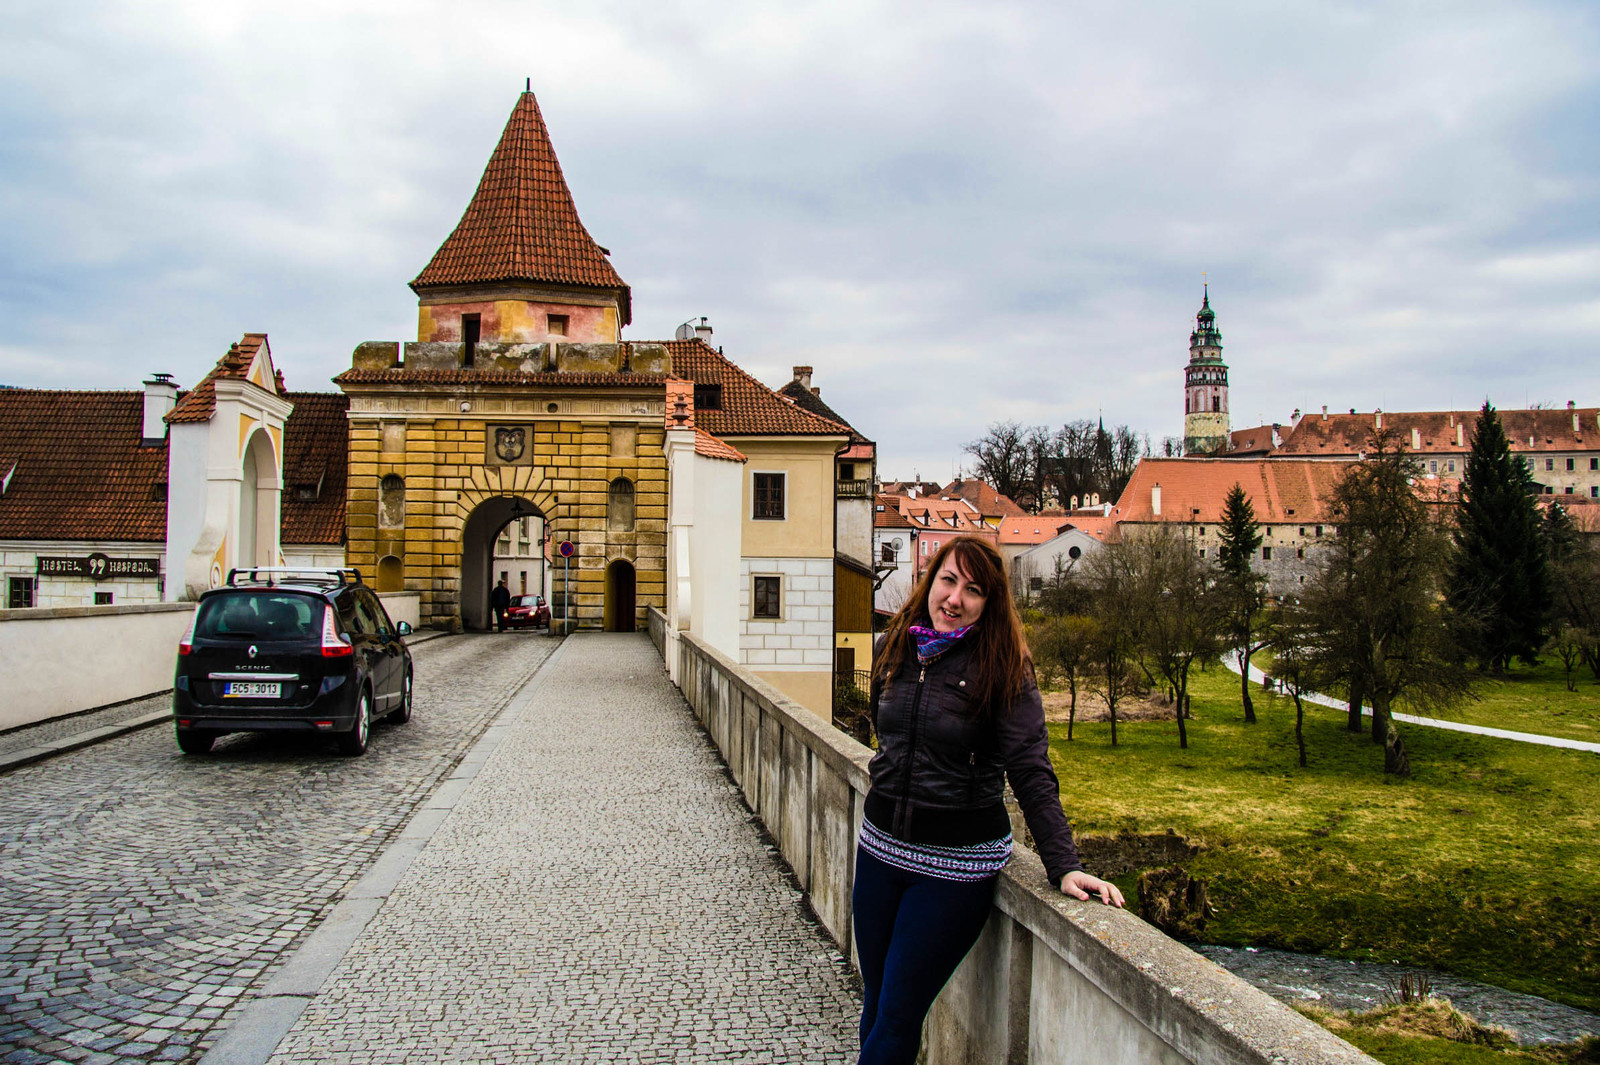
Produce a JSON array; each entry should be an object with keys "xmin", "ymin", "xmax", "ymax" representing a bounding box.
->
[
  {"xmin": 1215, "ymin": 483, "xmax": 1267, "ymax": 723},
  {"xmin": 1448, "ymin": 402, "xmax": 1551, "ymax": 672}
]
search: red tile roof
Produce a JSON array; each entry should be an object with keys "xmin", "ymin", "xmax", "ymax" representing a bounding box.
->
[
  {"xmin": 900, "ymin": 500, "xmax": 987, "ymax": 532},
  {"xmin": 167, "ymin": 333, "xmax": 280, "ymax": 424},
  {"xmin": 776, "ymin": 376, "xmax": 873, "ymax": 448},
  {"xmin": 0, "ymin": 390, "xmax": 168, "ymax": 541},
  {"xmin": 665, "ymin": 339, "xmax": 851, "ymax": 438},
  {"xmin": 1265, "ymin": 408, "xmax": 1600, "ymax": 457},
  {"xmin": 1059, "ymin": 515, "xmax": 1117, "ymax": 542},
  {"xmin": 411, "ymin": 92, "xmax": 630, "ymax": 322},
  {"xmin": 0, "ymin": 387, "xmax": 347, "ymax": 545},
  {"xmin": 280, "ymin": 392, "xmax": 348, "ymax": 545},
  {"xmin": 694, "ymin": 428, "xmax": 746, "ymax": 463},
  {"xmin": 996, "ymin": 515, "xmax": 1073, "ymax": 545},
  {"xmin": 938, "ymin": 479, "xmax": 1025, "ymax": 517},
  {"xmin": 874, "ymin": 494, "xmax": 913, "ymax": 529},
  {"xmin": 1115, "ymin": 459, "xmax": 1352, "ymax": 524}
]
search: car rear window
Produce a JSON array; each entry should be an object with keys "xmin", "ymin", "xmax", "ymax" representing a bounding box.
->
[{"xmin": 196, "ymin": 592, "xmax": 322, "ymax": 641}]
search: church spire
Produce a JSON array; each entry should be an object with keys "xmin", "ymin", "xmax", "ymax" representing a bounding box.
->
[
  {"xmin": 411, "ymin": 90, "xmax": 630, "ymax": 325},
  {"xmin": 1183, "ymin": 285, "xmax": 1230, "ymax": 455}
]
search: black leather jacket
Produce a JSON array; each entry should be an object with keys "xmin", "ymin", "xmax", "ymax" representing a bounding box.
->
[{"xmin": 867, "ymin": 642, "xmax": 1084, "ymax": 885}]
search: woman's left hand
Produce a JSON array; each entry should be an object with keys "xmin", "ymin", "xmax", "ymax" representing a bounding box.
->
[{"xmin": 1060, "ymin": 871, "xmax": 1125, "ymax": 907}]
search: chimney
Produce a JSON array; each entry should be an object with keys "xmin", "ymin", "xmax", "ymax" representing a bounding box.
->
[
  {"xmin": 1375, "ymin": 409, "xmax": 1383, "ymax": 430},
  {"xmin": 1457, "ymin": 423, "xmax": 1465, "ymax": 447},
  {"xmin": 1151, "ymin": 482, "xmax": 1162, "ymax": 517},
  {"xmin": 1291, "ymin": 408, "xmax": 1302, "ymax": 427},
  {"xmin": 693, "ymin": 316, "xmax": 714, "ymax": 343},
  {"xmin": 793, "ymin": 365, "xmax": 813, "ymax": 391},
  {"xmin": 1271, "ymin": 423, "xmax": 1282, "ymax": 448},
  {"xmin": 142, "ymin": 373, "xmax": 178, "ymax": 444},
  {"xmin": 1321, "ymin": 405, "xmax": 1328, "ymax": 419},
  {"xmin": 1571, "ymin": 400, "xmax": 1580, "ymax": 434},
  {"xmin": 1411, "ymin": 428, "xmax": 1421, "ymax": 450}
]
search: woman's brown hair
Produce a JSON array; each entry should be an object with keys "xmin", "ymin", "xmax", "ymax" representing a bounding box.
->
[{"xmin": 873, "ymin": 535, "xmax": 1032, "ymax": 714}]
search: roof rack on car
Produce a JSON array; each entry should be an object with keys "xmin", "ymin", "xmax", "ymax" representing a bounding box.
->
[{"xmin": 225, "ymin": 567, "xmax": 364, "ymax": 588}]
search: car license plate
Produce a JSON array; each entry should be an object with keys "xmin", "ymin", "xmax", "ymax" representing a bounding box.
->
[{"xmin": 223, "ymin": 682, "xmax": 280, "ymax": 698}]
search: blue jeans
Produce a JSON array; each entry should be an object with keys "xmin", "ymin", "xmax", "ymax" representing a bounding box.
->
[{"xmin": 851, "ymin": 845, "xmax": 998, "ymax": 1065}]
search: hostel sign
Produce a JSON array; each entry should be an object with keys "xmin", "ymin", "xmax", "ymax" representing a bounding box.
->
[{"xmin": 36, "ymin": 554, "xmax": 161, "ymax": 581}]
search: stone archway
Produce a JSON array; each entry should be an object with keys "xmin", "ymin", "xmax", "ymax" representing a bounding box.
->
[
  {"xmin": 238, "ymin": 429, "xmax": 280, "ymax": 569},
  {"xmin": 460, "ymin": 496, "xmax": 548, "ymax": 632},
  {"xmin": 604, "ymin": 559, "xmax": 636, "ymax": 632}
]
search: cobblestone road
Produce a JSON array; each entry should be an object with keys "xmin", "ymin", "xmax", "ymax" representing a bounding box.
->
[
  {"xmin": 0, "ymin": 633, "xmax": 558, "ymax": 1065},
  {"xmin": 267, "ymin": 633, "xmax": 860, "ymax": 1064}
]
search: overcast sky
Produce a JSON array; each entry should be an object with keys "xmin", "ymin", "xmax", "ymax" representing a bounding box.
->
[{"xmin": 3, "ymin": 0, "xmax": 1598, "ymax": 480}]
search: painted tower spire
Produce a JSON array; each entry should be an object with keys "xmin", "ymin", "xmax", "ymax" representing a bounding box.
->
[
  {"xmin": 411, "ymin": 90, "xmax": 631, "ymax": 346},
  {"xmin": 1183, "ymin": 285, "xmax": 1230, "ymax": 455}
]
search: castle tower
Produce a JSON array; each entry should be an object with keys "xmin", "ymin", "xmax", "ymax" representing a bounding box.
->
[
  {"xmin": 1183, "ymin": 286, "xmax": 1230, "ymax": 455},
  {"xmin": 410, "ymin": 91, "xmax": 631, "ymax": 348}
]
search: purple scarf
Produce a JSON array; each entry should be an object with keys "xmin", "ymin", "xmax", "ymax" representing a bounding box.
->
[{"xmin": 909, "ymin": 623, "xmax": 974, "ymax": 664}]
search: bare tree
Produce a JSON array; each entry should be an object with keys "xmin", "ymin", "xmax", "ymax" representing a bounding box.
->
[
  {"xmin": 1127, "ymin": 527, "xmax": 1221, "ymax": 749},
  {"xmin": 1083, "ymin": 536, "xmax": 1142, "ymax": 746},
  {"xmin": 1034, "ymin": 614, "xmax": 1098, "ymax": 741},
  {"xmin": 963, "ymin": 421, "xmax": 1033, "ymax": 505}
]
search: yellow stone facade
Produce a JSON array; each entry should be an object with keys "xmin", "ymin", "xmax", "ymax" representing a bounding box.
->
[{"xmin": 341, "ymin": 386, "xmax": 668, "ymax": 632}]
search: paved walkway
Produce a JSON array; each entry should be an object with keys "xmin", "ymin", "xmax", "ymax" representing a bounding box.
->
[
  {"xmin": 255, "ymin": 633, "xmax": 859, "ymax": 1064},
  {"xmin": 1222, "ymin": 657, "xmax": 1600, "ymax": 754}
]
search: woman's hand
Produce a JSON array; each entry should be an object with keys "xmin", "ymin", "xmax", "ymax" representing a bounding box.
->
[{"xmin": 1060, "ymin": 871, "xmax": 1125, "ymax": 907}]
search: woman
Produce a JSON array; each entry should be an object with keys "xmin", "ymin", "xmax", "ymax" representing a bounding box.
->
[{"xmin": 854, "ymin": 535, "xmax": 1123, "ymax": 1064}]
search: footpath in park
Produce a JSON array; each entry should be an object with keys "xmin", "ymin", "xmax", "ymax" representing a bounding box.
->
[
  {"xmin": 1222, "ymin": 657, "xmax": 1600, "ymax": 755},
  {"xmin": 207, "ymin": 632, "xmax": 860, "ymax": 1065}
]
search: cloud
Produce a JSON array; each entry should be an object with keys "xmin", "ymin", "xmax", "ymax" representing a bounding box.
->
[{"xmin": 0, "ymin": 0, "xmax": 1597, "ymax": 479}]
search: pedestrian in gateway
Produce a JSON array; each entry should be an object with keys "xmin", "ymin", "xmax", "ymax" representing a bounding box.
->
[
  {"xmin": 855, "ymin": 535, "xmax": 1123, "ymax": 1064},
  {"xmin": 491, "ymin": 577, "xmax": 511, "ymax": 632}
]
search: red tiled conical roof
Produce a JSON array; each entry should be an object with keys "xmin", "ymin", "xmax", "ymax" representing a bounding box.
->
[{"xmin": 411, "ymin": 92, "xmax": 629, "ymax": 320}]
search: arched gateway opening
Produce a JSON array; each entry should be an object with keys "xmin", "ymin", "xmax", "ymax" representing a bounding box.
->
[
  {"xmin": 604, "ymin": 560, "xmax": 636, "ymax": 632},
  {"xmin": 460, "ymin": 496, "xmax": 547, "ymax": 632}
]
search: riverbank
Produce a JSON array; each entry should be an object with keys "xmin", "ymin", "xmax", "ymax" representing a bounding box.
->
[{"xmin": 1045, "ymin": 664, "xmax": 1600, "ymax": 1012}]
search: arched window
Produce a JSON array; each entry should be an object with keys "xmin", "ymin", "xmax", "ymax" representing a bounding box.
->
[
  {"xmin": 608, "ymin": 477, "xmax": 635, "ymax": 531},
  {"xmin": 377, "ymin": 555, "xmax": 404, "ymax": 592},
  {"xmin": 380, "ymin": 475, "xmax": 405, "ymax": 528}
]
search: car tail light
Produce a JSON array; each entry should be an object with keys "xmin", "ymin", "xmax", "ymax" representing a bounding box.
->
[
  {"xmin": 178, "ymin": 615, "xmax": 197, "ymax": 656},
  {"xmin": 321, "ymin": 605, "xmax": 354, "ymax": 657}
]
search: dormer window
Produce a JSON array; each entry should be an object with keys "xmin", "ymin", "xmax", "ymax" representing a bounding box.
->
[
  {"xmin": 294, "ymin": 484, "xmax": 319, "ymax": 501},
  {"xmin": 693, "ymin": 383, "xmax": 723, "ymax": 410},
  {"xmin": 547, "ymin": 314, "xmax": 569, "ymax": 336},
  {"xmin": 150, "ymin": 482, "xmax": 168, "ymax": 502}
]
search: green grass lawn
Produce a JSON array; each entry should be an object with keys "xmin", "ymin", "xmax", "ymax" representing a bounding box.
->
[
  {"xmin": 1046, "ymin": 663, "xmax": 1600, "ymax": 1014},
  {"xmin": 1436, "ymin": 660, "xmax": 1600, "ymax": 744}
]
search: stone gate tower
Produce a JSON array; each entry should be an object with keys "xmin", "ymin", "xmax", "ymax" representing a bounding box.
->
[
  {"xmin": 337, "ymin": 91, "xmax": 671, "ymax": 632},
  {"xmin": 1183, "ymin": 286, "xmax": 1230, "ymax": 455}
]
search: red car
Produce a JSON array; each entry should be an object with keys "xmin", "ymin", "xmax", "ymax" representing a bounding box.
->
[{"xmin": 506, "ymin": 594, "xmax": 551, "ymax": 630}]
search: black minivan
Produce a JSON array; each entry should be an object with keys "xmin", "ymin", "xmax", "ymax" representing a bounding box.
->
[{"xmin": 173, "ymin": 569, "xmax": 414, "ymax": 756}]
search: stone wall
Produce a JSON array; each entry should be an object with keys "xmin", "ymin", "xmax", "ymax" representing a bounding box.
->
[
  {"xmin": 344, "ymin": 408, "xmax": 667, "ymax": 631},
  {"xmin": 653, "ymin": 608, "xmax": 1376, "ymax": 1065},
  {"xmin": 0, "ymin": 603, "xmax": 194, "ymax": 730}
]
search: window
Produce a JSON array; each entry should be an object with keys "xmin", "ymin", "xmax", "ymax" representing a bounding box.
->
[
  {"xmin": 1029, "ymin": 577, "xmax": 1044, "ymax": 591},
  {"xmin": 1197, "ymin": 548, "xmax": 1205, "ymax": 558},
  {"xmin": 1447, "ymin": 460, "xmax": 1455, "ymax": 473},
  {"xmin": 881, "ymin": 542, "xmax": 896, "ymax": 563},
  {"xmin": 839, "ymin": 463, "xmax": 854, "ymax": 480},
  {"xmin": 1428, "ymin": 460, "xmax": 1437, "ymax": 473},
  {"xmin": 1591, "ymin": 458, "xmax": 1598, "ymax": 471},
  {"xmin": 1296, "ymin": 547, "xmax": 1305, "ymax": 559},
  {"xmin": 1315, "ymin": 525, "xmax": 1323, "ymax": 536},
  {"xmin": 693, "ymin": 383, "xmax": 723, "ymax": 411},
  {"xmin": 1298, "ymin": 526, "xmax": 1306, "ymax": 536},
  {"xmin": 547, "ymin": 314, "xmax": 568, "ymax": 336},
  {"xmin": 1068, "ymin": 546, "xmax": 1082, "ymax": 560},
  {"xmin": 1566, "ymin": 486, "xmax": 1575, "ymax": 494},
  {"xmin": 753, "ymin": 472, "xmax": 785, "ymax": 520},
  {"xmin": 608, "ymin": 477, "xmax": 636, "ymax": 531},
  {"xmin": 9, "ymin": 577, "xmax": 36, "ymax": 608},
  {"xmin": 94, "ymin": 591, "xmax": 113, "ymax": 605},
  {"xmin": 1568, "ymin": 458, "xmax": 1577, "ymax": 472},
  {"xmin": 1592, "ymin": 486, "xmax": 1598, "ymax": 498},
  {"xmin": 1547, "ymin": 458, "xmax": 1555, "ymax": 471},
  {"xmin": 151, "ymin": 482, "xmax": 168, "ymax": 502},
  {"xmin": 462, "ymin": 313, "xmax": 481, "ymax": 366},
  {"xmin": 293, "ymin": 484, "xmax": 318, "ymax": 501},
  {"xmin": 1262, "ymin": 546, "xmax": 1272, "ymax": 561},
  {"xmin": 753, "ymin": 575, "xmax": 781, "ymax": 618}
]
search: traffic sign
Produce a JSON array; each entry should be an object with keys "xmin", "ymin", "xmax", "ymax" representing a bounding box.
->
[{"xmin": 558, "ymin": 540, "xmax": 575, "ymax": 558}]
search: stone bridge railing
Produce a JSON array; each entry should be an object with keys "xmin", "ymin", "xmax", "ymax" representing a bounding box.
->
[{"xmin": 647, "ymin": 608, "xmax": 1375, "ymax": 1064}]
